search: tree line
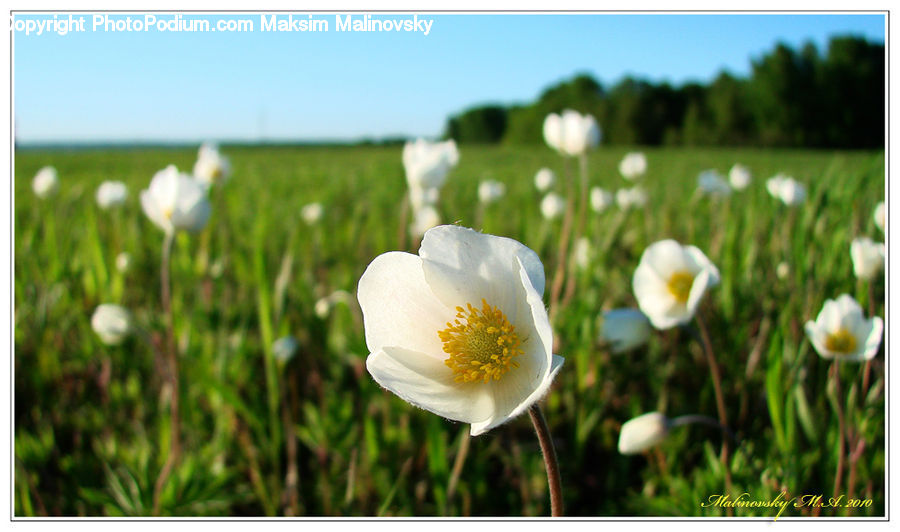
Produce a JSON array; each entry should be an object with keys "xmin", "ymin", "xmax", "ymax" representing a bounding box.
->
[{"xmin": 443, "ymin": 36, "xmax": 884, "ymax": 149}]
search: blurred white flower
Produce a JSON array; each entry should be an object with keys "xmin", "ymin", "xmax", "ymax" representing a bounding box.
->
[
  {"xmin": 805, "ymin": 294, "xmax": 883, "ymax": 362},
  {"xmin": 314, "ymin": 297, "xmax": 333, "ymax": 319},
  {"xmin": 728, "ymin": 164, "xmax": 752, "ymax": 190},
  {"xmin": 616, "ymin": 187, "xmax": 648, "ymax": 210},
  {"xmin": 697, "ymin": 170, "xmax": 732, "ymax": 197},
  {"xmin": 409, "ymin": 185, "xmax": 440, "ymax": 212},
  {"xmin": 590, "ymin": 187, "xmax": 613, "ymax": 213},
  {"xmin": 534, "ymin": 168, "xmax": 555, "ymax": 192},
  {"xmin": 315, "ymin": 289, "xmax": 353, "ymax": 318},
  {"xmin": 403, "ymin": 138, "xmax": 459, "ymax": 191},
  {"xmin": 140, "ymin": 165, "xmax": 211, "ymax": 234},
  {"xmin": 874, "ymin": 202, "xmax": 885, "ymax": 232},
  {"xmin": 478, "ymin": 180, "xmax": 506, "ymax": 205},
  {"xmin": 301, "ymin": 202, "xmax": 324, "ymax": 225},
  {"xmin": 410, "ymin": 204, "xmax": 441, "ymax": 238},
  {"xmin": 776, "ymin": 261, "xmax": 790, "ymax": 281},
  {"xmin": 632, "ymin": 240, "xmax": 720, "ymax": 329},
  {"xmin": 209, "ymin": 257, "xmax": 225, "ymax": 278},
  {"xmin": 850, "ymin": 237, "xmax": 885, "ymax": 281},
  {"xmin": 32, "ymin": 166, "xmax": 59, "ymax": 199},
  {"xmin": 272, "ymin": 335, "xmax": 299, "ymax": 363},
  {"xmin": 766, "ymin": 174, "xmax": 806, "ymax": 206},
  {"xmin": 543, "ymin": 110, "xmax": 601, "ymax": 156},
  {"xmin": 540, "ymin": 193, "xmax": 566, "ymax": 220},
  {"xmin": 573, "ymin": 237, "xmax": 591, "ymax": 269},
  {"xmin": 358, "ymin": 225, "xmax": 563, "ymax": 436},
  {"xmin": 618, "ymin": 412, "xmax": 671, "ymax": 455},
  {"xmin": 618, "ymin": 152, "xmax": 647, "ymax": 180},
  {"xmin": 91, "ymin": 304, "xmax": 132, "ymax": 346},
  {"xmin": 115, "ymin": 252, "xmax": 131, "ymax": 273},
  {"xmin": 600, "ymin": 309, "xmax": 652, "ymax": 354},
  {"xmin": 193, "ymin": 143, "xmax": 231, "ymax": 186},
  {"xmin": 96, "ymin": 181, "xmax": 128, "ymax": 209}
]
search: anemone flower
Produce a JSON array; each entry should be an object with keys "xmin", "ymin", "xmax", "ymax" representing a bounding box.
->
[
  {"xmin": 728, "ymin": 164, "xmax": 752, "ymax": 190},
  {"xmin": 542, "ymin": 110, "xmax": 601, "ymax": 157},
  {"xmin": 874, "ymin": 202, "xmax": 885, "ymax": 232},
  {"xmin": 540, "ymin": 193, "xmax": 566, "ymax": 221},
  {"xmin": 96, "ymin": 181, "xmax": 128, "ymax": 209},
  {"xmin": 478, "ymin": 180, "xmax": 506, "ymax": 205},
  {"xmin": 600, "ymin": 309, "xmax": 651, "ymax": 354},
  {"xmin": 91, "ymin": 304, "xmax": 132, "ymax": 346},
  {"xmin": 32, "ymin": 166, "xmax": 59, "ymax": 198},
  {"xmin": 358, "ymin": 225, "xmax": 564, "ymax": 436},
  {"xmin": 618, "ymin": 152, "xmax": 647, "ymax": 180},
  {"xmin": 534, "ymin": 168, "xmax": 555, "ymax": 192},
  {"xmin": 193, "ymin": 143, "xmax": 231, "ymax": 186},
  {"xmin": 140, "ymin": 165, "xmax": 211, "ymax": 234},
  {"xmin": 590, "ymin": 187, "xmax": 612, "ymax": 213},
  {"xmin": 632, "ymin": 239, "xmax": 720, "ymax": 330},
  {"xmin": 850, "ymin": 237, "xmax": 885, "ymax": 281},
  {"xmin": 805, "ymin": 294, "xmax": 883, "ymax": 362},
  {"xmin": 697, "ymin": 170, "xmax": 732, "ymax": 197}
]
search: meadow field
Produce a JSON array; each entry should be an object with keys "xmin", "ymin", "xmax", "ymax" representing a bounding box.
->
[{"xmin": 13, "ymin": 144, "xmax": 885, "ymax": 517}]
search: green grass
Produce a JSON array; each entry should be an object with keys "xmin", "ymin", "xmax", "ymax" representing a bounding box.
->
[{"xmin": 14, "ymin": 144, "xmax": 885, "ymax": 517}]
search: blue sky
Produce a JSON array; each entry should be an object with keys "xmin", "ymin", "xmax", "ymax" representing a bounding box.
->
[{"xmin": 13, "ymin": 12, "xmax": 885, "ymax": 144}]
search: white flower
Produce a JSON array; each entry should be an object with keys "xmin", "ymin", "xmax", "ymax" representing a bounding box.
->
[
  {"xmin": 766, "ymin": 174, "xmax": 806, "ymax": 206},
  {"xmin": 273, "ymin": 335, "xmax": 299, "ymax": 363},
  {"xmin": 618, "ymin": 412, "xmax": 671, "ymax": 455},
  {"xmin": 616, "ymin": 187, "xmax": 648, "ymax": 210},
  {"xmin": 534, "ymin": 168, "xmax": 555, "ymax": 192},
  {"xmin": 358, "ymin": 225, "xmax": 564, "ymax": 436},
  {"xmin": 478, "ymin": 180, "xmax": 506, "ymax": 204},
  {"xmin": 632, "ymin": 240, "xmax": 720, "ymax": 329},
  {"xmin": 850, "ymin": 237, "xmax": 885, "ymax": 281},
  {"xmin": 315, "ymin": 297, "xmax": 333, "ymax": 319},
  {"xmin": 403, "ymin": 139, "xmax": 459, "ymax": 190},
  {"xmin": 874, "ymin": 202, "xmax": 885, "ymax": 232},
  {"xmin": 776, "ymin": 261, "xmax": 790, "ymax": 281},
  {"xmin": 590, "ymin": 187, "xmax": 612, "ymax": 213},
  {"xmin": 540, "ymin": 193, "xmax": 566, "ymax": 220},
  {"xmin": 728, "ymin": 164, "xmax": 752, "ymax": 190},
  {"xmin": 193, "ymin": 143, "xmax": 231, "ymax": 186},
  {"xmin": 543, "ymin": 110, "xmax": 601, "ymax": 156},
  {"xmin": 301, "ymin": 202, "xmax": 324, "ymax": 225},
  {"xmin": 91, "ymin": 304, "xmax": 132, "ymax": 345},
  {"xmin": 697, "ymin": 170, "xmax": 732, "ymax": 197},
  {"xmin": 805, "ymin": 294, "xmax": 883, "ymax": 362},
  {"xmin": 409, "ymin": 185, "xmax": 441, "ymax": 212},
  {"xmin": 96, "ymin": 181, "xmax": 128, "ymax": 209},
  {"xmin": 115, "ymin": 252, "xmax": 131, "ymax": 273},
  {"xmin": 618, "ymin": 152, "xmax": 647, "ymax": 180},
  {"xmin": 32, "ymin": 166, "xmax": 59, "ymax": 198},
  {"xmin": 600, "ymin": 309, "xmax": 652, "ymax": 354},
  {"xmin": 140, "ymin": 165, "xmax": 211, "ymax": 234},
  {"xmin": 410, "ymin": 205, "xmax": 441, "ymax": 238},
  {"xmin": 573, "ymin": 237, "xmax": 591, "ymax": 269}
]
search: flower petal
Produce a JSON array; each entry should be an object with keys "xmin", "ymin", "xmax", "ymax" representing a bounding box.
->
[
  {"xmin": 470, "ymin": 355, "xmax": 564, "ymax": 436},
  {"xmin": 357, "ymin": 251, "xmax": 451, "ymax": 357},
  {"xmin": 420, "ymin": 225, "xmax": 545, "ymax": 313},
  {"xmin": 367, "ymin": 346, "xmax": 493, "ymax": 424}
]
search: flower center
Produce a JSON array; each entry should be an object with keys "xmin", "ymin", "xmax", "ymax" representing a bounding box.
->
[
  {"xmin": 825, "ymin": 328, "xmax": 858, "ymax": 355},
  {"xmin": 439, "ymin": 299, "xmax": 523, "ymax": 384},
  {"xmin": 667, "ymin": 271, "xmax": 695, "ymax": 304},
  {"xmin": 163, "ymin": 206, "xmax": 174, "ymax": 220}
]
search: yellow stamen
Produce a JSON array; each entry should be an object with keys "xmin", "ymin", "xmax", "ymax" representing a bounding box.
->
[
  {"xmin": 667, "ymin": 271, "xmax": 695, "ymax": 304},
  {"xmin": 825, "ymin": 328, "xmax": 858, "ymax": 355},
  {"xmin": 439, "ymin": 299, "xmax": 523, "ymax": 384},
  {"xmin": 163, "ymin": 207, "xmax": 174, "ymax": 220}
]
